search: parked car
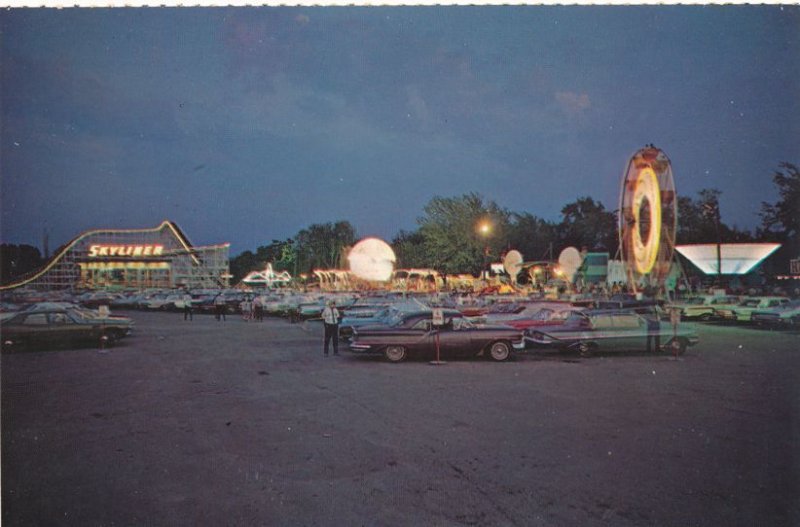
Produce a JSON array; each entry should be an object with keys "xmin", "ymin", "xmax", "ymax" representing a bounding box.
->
[
  {"xmin": 349, "ymin": 310, "xmax": 524, "ymax": 362},
  {"xmin": 142, "ymin": 294, "xmax": 185, "ymax": 311},
  {"xmin": 504, "ymin": 305, "xmax": 587, "ymax": 331},
  {"xmin": 525, "ymin": 311, "xmax": 699, "ymax": 356},
  {"xmin": 713, "ymin": 297, "xmax": 791, "ymax": 322},
  {"xmin": 339, "ymin": 301, "xmax": 431, "ymax": 340},
  {"xmin": 749, "ymin": 300, "xmax": 800, "ymax": 327},
  {"xmin": 667, "ymin": 295, "xmax": 742, "ymax": 321},
  {"xmin": 1, "ymin": 307, "xmax": 134, "ymax": 351}
]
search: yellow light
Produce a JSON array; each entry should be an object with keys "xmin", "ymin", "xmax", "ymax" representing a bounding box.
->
[
  {"xmin": 631, "ymin": 166, "xmax": 662, "ymax": 275},
  {"xmin": 478, "ymin": 221, "xmax": 491, "ymax": 236}
]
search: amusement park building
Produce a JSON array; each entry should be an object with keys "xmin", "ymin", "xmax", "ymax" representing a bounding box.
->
[{"xmin": 0, "ymin": 221, "xmax": 230, "ymax": 291}]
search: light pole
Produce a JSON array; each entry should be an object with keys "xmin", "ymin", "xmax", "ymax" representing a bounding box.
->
[{"xmin": 477, "ymin": 220, "xmax": 491, "ymax": 280}]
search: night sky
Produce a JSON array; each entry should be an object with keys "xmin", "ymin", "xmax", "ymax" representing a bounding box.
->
[{"xmin": 2, "ymin": 7, "xmax": 799, "ymax": 255}]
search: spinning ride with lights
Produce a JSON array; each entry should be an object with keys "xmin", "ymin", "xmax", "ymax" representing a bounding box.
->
[
  {"xmin": 347, "ymin": 237, "xmax": 396, "ymax": 282},
  {"xmin": 619, "ymin": 146, "xmax": 677, "ymax": 293}
]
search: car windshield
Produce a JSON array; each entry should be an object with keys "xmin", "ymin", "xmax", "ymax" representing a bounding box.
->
[
  {"xmin": 388, "ymin": 312, "xmax": 413, "ymax": 327},
  {"xmin": 740, "ymin": 299, "xmax": 760, "ymax": 307},
  {"xmin": 711, "ymin": 297, "xmax": 736, "ymax": 305},
  {"xmin": 452, "ymin": 317, "xmax": 473, "ymax": 330}
]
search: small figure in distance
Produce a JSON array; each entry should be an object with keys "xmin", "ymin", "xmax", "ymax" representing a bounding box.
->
[
  {"xmin": 214, "ymin": 293, "xmax": 227, "ymax": 322},
  {"xmin": 183, "ymin": 290, "xmax": 193, "ymax": 321}
]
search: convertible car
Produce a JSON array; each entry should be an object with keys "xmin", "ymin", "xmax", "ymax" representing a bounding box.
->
[
  {"xmin": 525, "ymin": 311, "xmax": 699, "ymax": 356},
  {"xmin": 349, "ymin": 311, "xmax": 524, "ymax": 362},
  {"xmin": 1, "ymin": 307, "xmax": 134, "ymax": 351}
]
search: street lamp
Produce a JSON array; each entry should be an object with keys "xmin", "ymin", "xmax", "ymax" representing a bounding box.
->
[{"xmin": 477, "ymin": 220, "xmax": 491, "ymax": 280}]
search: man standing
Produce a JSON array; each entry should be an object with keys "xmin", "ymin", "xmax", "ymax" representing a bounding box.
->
[
  {"xmin": 182, "ymin": 291, "xmax": 193, "ymax": 321},
  {"xmin": 321, "ymin": 300, "xmax": 341, "ymax": 356},
  {"xmin": 214, "ymin": 294, "xmax": 227, "ymax": 321}
]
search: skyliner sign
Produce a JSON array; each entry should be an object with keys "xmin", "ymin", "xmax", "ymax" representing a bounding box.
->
[{"xmin": 88, "ymin": 245, "xmax": 165, "ymax": 257}]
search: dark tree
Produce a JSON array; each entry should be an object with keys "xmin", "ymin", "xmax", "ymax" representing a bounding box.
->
[
  {"xmin": 760, "ymin": 162, "xmax": 800, "ymax": 241},
  {"xmin": 557, "ymin": 197, "xmax": 617, "ymax": 254},
  {"xmin": 758, "ymin": 162, "xmax": 800, "ymax": 272},
  {"xmin": 295, "ymin": 221, "xmax": 356, "ymax": 272},
  {"xmin": 0, "ymin": 244, "xmax": 44, "ymax": 284},
  {"xmin": 391, "ymin": 230, "xmax": 427, "ymax": 269},
  {"xmin": 506, "ymin": 212, "xmax": 558, "ymax": 261},
  {"xmin": 416, "ymin": 193, "xmax": 510, "ymax": 276}
]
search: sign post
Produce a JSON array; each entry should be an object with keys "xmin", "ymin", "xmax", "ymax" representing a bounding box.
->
[{"xmin": 429, "ymin": 308, "xmax": 447, "ymax": 366}]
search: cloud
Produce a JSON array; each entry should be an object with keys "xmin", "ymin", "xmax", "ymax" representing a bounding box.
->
[{"xmin": 555, "ymin": 91, "xmax": 591, "ymax": 115}]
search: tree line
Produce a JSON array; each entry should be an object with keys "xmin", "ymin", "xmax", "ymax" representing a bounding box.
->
[
  {"xmin": 231, "ymin": 162, "xmax": 797, "ymax": 283},
  {"xmin": 1, "ymin": 163, "xmax": 797, "ymax": 284}
]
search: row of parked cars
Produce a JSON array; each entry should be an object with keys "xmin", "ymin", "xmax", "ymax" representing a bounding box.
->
[
  {"xmin": 3, "ymin": 287, "xmax": 795, "ymax": 359},
  {"xmin": 336, "ymin": 295, "xmax": 705, "ymax": 362},
  {"xmin": 667, "ymin": 294, "xmax": 800, "ymax": 327}
]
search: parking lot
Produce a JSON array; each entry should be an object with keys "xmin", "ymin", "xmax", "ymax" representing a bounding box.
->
[{"xmin": 2, "ymin": 311, "xmax": 799, "ymax": 526}]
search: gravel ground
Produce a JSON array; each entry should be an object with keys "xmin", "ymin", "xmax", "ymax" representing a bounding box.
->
[{"xmin": 2, "ymin": 311, "xmax": 799, "ymax": 526}]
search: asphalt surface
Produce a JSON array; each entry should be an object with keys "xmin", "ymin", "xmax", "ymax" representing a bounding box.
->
[{"xmin": 2, "ymin": 311, "xmax": 799, "ymax": 526}]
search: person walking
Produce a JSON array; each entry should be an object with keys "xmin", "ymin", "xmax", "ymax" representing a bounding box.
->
[
  {"xmin": 321, "ymin": 300, "xmax": 341, "ymax": 356},
  {"xmin": 214, "ymin": 294, "xmax": 227, "ymax": 321},
  {"xmin": 241, "ymin": 296, "xmax": 252, "ymax": 321},
  {"xmin": 669, "ymin": 307, "xmax": 682, "ymax": 358},
  {"xmin": 254, "ymin": 295, "xmax": 264, "ymax": 322},
  {"xmin": 182, "ymin": 291, "xmax": 194, "ymax": 321}
]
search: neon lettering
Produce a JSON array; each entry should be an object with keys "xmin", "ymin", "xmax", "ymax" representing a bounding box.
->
[{"xmin": 88, "ymin": 245, "xmax": 165, "ymax": 258}]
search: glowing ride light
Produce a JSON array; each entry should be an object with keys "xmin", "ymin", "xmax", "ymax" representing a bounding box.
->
[
  {"xmin": 618, "ymin": 146, "xmax": 677, "ymax": 293},
  {"xmin": 348, "ymin": 237, "xmax": 396, "ymax": 282},
  {"xmin": 631, "ymin": 167, "xmax": 662, "ymax": 275}
]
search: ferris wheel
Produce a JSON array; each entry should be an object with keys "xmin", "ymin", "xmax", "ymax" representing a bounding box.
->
[{"xmin": 618, "ymin": 146, "xmax": 677, "ymax": 293}]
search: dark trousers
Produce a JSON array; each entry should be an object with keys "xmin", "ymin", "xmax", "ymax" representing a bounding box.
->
[
  {"xmin": 215, "ymin": 305, "xmax": 226, "ymax": 321},
  {"xmin": 324, "ymin": 323, "xmax": 339, "ymax": 355},
  {"xmin": 184, "ymin": 306, "xmax": 193, "ymax": 321}
]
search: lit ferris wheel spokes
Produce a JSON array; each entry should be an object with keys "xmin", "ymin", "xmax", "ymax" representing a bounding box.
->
[
  {"xmin": 631, "ymin": 166, "xmax": 662, "ymax": 274},
  {"xmin": 619, "ymin": 146, "xmax": 677, "ymax": 292}
]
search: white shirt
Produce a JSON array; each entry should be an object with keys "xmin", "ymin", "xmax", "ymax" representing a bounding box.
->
[{"xmin": 322, "ymin": 306, "xmax": 340, "ymax": 324}]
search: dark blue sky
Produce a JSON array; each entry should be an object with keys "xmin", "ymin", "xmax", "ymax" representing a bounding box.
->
[{"xmin": 2, "ymin": 7, "xmax": 799, "ymax": 255}]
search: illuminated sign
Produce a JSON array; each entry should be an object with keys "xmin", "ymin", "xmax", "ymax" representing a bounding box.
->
[
  {"xmin": 80, "ymin": 262, "xmax": 170, "ymax": 270},
  {"xmin": 675, "ymin": 243, "xmax": 781, "ymax": 275},
  {"xmin": 88, "ymin": 245, "xmax": 164, "ymax": 257}
]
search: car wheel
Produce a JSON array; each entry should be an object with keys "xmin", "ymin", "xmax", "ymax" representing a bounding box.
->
[
  {"xmin": 488, "ymin": 341, "xmax": 512, "ymax": 362},
  {"xmin": 668, "ymin": 337, "xmax": 688, "ymax": 355},
  {"xmin": 577, "ymin": 341, "xmax": 594, "ymax": 357},
  {"xmin": 100, "ymin": 331, "xmax": 117, "ymax": 348},
  {"xmin": 384, "ymin": 345, "xmax": 407, "ymax": 363},
  {"xmin": 698, "ymin": 313, "xmax": 712, "ymax": 322}
]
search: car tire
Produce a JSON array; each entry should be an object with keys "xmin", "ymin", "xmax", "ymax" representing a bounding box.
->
[
  {"xmin": 100, "ymin": 331, "xmax": 117, "ymax": 348},
  {"xmin": 577, "ymin": 341, "xmax": 595, "ymax": 357},
  {"xmin": 698, "ymin": 313, "xmax": 712, "ymax": 322},
  {"xmin": 667, "ymin": 337, "xmax": 688, "ymax": 355},
  {"xmin": 384, "ymin": 345, "xmax": 407, "ymax": 363},
  {"xmin": 488, "ymin": 340, "xmax": 512, "ymax": 362}
]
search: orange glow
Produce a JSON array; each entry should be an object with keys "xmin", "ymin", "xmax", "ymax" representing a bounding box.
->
[{"xmin": 631, "ymin": 167, "xmax": 661, "ymax": 275}]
